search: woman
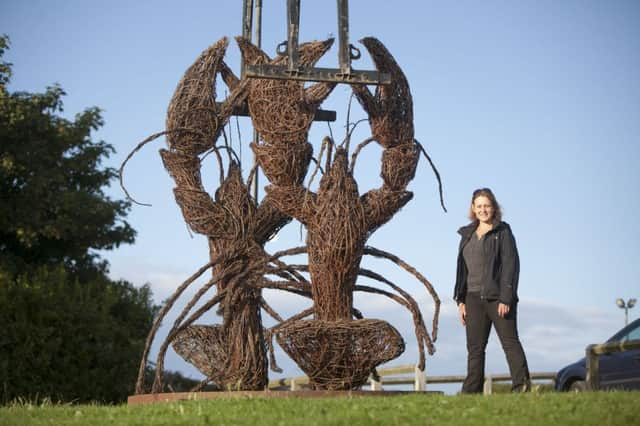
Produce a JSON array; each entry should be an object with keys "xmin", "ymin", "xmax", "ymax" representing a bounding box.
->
[{"xmin": 454, "ymin": 188, "xmax": 531, "ymax": 393}]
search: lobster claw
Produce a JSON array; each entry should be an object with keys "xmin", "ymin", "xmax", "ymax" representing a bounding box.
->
[
  {"xmin": 351, "ymin": 37, "xmax": 414, "ymax": 148},
  {"xmin": 166, "ymin": 37, "xmax": 247, "ymax": 156}
]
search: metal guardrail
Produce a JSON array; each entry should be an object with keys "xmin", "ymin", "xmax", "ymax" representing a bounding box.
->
[
  {"xmin": 585, "ymin": 338, "xmax": 640, "ymax": 390},
  {"xmin": 268, "ymin": 365, "xmax": 557, "ymax": 395}
]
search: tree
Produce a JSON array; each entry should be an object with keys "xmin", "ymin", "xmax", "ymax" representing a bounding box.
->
[
  {"xmin": 0, "ymin": 35, "xmax": 157, "ymax": 404},
  {"xmin": 0, "ymin": 35, "xmax": 135, "ymax": 276}
]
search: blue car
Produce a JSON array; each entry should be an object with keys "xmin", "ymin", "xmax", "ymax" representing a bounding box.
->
[{"xmin": 555, "ymin": 317, "xmax": 640, "ymax": 391}]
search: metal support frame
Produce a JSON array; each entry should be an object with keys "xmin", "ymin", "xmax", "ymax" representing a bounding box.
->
[
  {"xmin": 287, "ymin": 0, "xmax": 300, "ymax": 72},
  {"xmin": 244, "ymin": 64, "xmax": 389, "ymax": 85},
  {"xmin": 241, "ymin": 0, "xmax": 254, "ymax": 79},
  {"xmin": 243, "ymin": 0, "xmax": 390, "ymax": 85},
  {"xmin": 337, "ymin": 0, "xmax": 350, "ymax": 75},
  {"xmin": 239, "ymin": 0, "xmax": 389, "ymax": 201},
  {"xmin": 218, "ymin": 102, "xmax": 336, "ymax": 123},
  {"xmin": 251, "ymin": 0, "xmax": 262, "ymax": 202}
]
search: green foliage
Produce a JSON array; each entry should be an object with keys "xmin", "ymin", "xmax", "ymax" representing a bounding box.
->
[
  {"xmin": 0, "ymin": 393, "xmax": 639, "ymax": 425},
  {"xmin": 0, "ymin": 266, "xmax": 158, "ymax": 404},
  {"xmin": 0, "ymin": 35, "xmax": 158, "ymax": 405},
  {"xmin": 0, "ymin": 34, "xmax": 135, "ymax": 276},
  {"xmin": 0, "ymin": 35, "xmax": 11, "ymax": 88}
]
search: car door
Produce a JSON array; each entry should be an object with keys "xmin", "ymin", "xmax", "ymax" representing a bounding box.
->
[{"xmin": 600, "ymin": 322, "xmax": 640, "ymax": 390}]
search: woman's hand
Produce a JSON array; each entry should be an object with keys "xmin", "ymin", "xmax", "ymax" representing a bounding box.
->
[
  {"xmin": 458, "ymin": 303, "xmax": 467, "ymax": 326},
  {"xmin": 498, "ymin": 302, "xmax": 510, "ymax": 318}
]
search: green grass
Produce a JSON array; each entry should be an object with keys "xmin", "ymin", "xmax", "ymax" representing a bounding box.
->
[{"xmin": 1, "ymin": 392, "xmax": 638, "ymax": 425}]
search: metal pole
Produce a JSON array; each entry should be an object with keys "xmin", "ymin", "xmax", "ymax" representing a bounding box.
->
[
  {"xmin": 251, "ymin": 0, "xmax": 262, "ymax": 203},
  {"xmin": 287, "ymin": 0, "xmax": 300, "ymax": 71},
  {"xmin": 625, "ymin": 306, "xmax": 628, "ymax": 326},
  {"xmin": 255, "ymin": 0, "xmax": 262, "ymax": 49},
  {"xmin": 337, "ymin": 0, "xmax": 350, "ymax": 75},
  {"xmin": 241, "ymin": 0, "xmax": 254, "ymax": 78}
]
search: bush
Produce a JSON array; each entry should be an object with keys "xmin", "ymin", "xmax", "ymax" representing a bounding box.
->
[{"xmin": 0, "ymin": 266, "xmax": 157, "ymax": 403}]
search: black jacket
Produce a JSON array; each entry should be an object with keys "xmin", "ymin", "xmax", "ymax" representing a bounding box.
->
[{"xmin": 453, "ymin": 221, "xmax": 520, "ymax": 306}]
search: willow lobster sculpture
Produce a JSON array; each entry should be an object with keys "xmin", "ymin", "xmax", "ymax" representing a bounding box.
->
[
  {"xmin": 123, "ymin": 34, "xmax": 443, "ymax": 393},
  {"xmin": 248, "ymin": 37, "xmax": 443, "ymax": 389}
]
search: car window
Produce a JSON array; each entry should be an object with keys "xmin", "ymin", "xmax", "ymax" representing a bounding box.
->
[
  {"xmin": 615, "ymin": 322, "xmax": 640, "ymax": 342},
  {"xmin": 623, "ymin": 325, "xmax": 640, "ymax": 341},
  {"xmin": 608, "ymin": 319, "xmax": 640, "ymax": 343}
]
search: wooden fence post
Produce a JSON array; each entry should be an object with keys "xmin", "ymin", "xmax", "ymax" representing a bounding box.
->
[
  {"xmin": 585, "ymin": 344, "xmax": 599, "ymax": 391},
  {"xmin": 483, "ymin": 375, "xmax": 493, "ymax": 395},
  {"xmin": 370, "ymin": 377, "xmax": 382, "ymax": 391},
  {"xmin": 414, "ymin": 366, "xmax": 426, "ymax": 391},
  {"xmin": 584, "ymin": 339, "xmax": 640, "ymax": 391}
]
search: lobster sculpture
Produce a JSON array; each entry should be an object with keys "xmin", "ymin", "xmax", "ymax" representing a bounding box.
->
[
  {"xmin": 246, "ymin": 37, "xmax": 441, "ymax": 389},
  {"xmin": 123, "ymin": 34, "xmax": 442, "ymax": 393}
]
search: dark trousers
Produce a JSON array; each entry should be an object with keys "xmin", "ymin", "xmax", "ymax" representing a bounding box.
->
[{"xmin": 462, "ymin": 292, "xmax": 530, "ymax": 393}]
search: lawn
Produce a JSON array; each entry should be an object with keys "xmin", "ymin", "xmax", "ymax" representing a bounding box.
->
[{"xmin": 1, "ymin": 392, "xmax": 637, "ymax": 425}]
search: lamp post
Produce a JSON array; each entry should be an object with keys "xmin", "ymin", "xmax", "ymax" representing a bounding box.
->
[{"xmin": 616, "ymin": 298, "xmax": 637, "ymax": 326}]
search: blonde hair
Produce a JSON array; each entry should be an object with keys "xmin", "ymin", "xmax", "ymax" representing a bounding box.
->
[{"xmin": 468, "ymin": 188, "xmax": 502, "ymax": 222}]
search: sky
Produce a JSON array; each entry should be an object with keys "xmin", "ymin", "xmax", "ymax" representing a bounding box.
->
[{"xmin": 2, "ymin": 0, "xmax": 640, "ymax": 392}]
